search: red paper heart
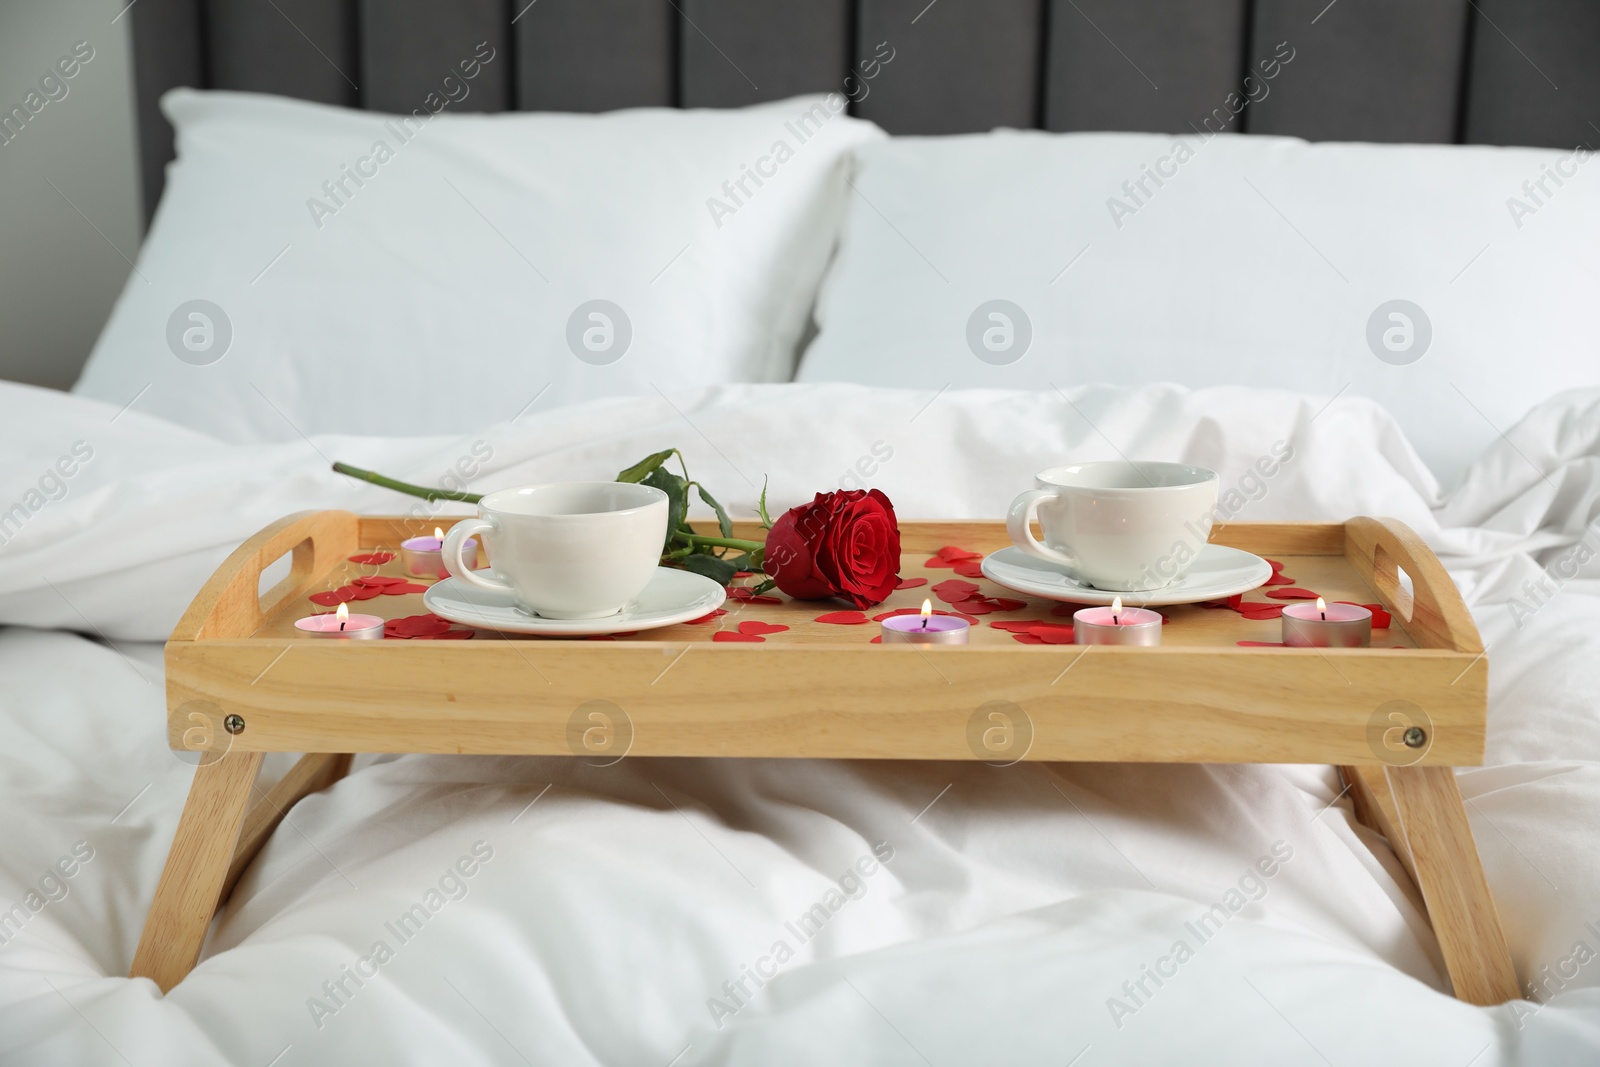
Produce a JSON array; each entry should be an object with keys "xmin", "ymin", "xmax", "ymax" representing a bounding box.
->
[
  {"xmin": 1237, "ymin": 640, "xmax": 1286, "ymax": 647},
  {"xmin": 869, "ymin": 635, "xmax": 882, "ymax": 644},
  {"xmin": 895, "ymin": 577, "xmax": 927, "ymax": 589},
  {"xmin": 1265, "ymin": 587, "xmax": 1319, "ymax": 600},
  {"xmin": 738, "ymin": 621, "xmax": 789, "ymax": 636},
  {"xmin": 815, "ymin": 611, "xmax": 870, "ymax": 625},
  {"xmin": 923, "ymin": 557, "xmax": 955, "ymax": 569},
  {"xmin": 935, "ymin": 546, "xmax": 982, "ymax": 561},
  {"xmin": 958, "ymin": 599, "xmax": 996, "ymax": 615},
  {"xmin": 380, "ymin": 582, "xmax": 430, "ymax": 595},
  {"xmin": 1238, "ymin": 606, "xmax": 1284, "ymax": 620},
  {"xmin": 1011, "ymin": 633, "xmax": 1047, "ymax": 644},
  {"xmin": 1264, "ymin": 574, "xmax": 1296, "ymax": 586},
  {"xmin": 989, "ymin": 619, "xmax": 1050, "ymax": 632},
  {"xmin": 713, "ymin": 630, "xmax": 765, "ymax": 642},
  {"xmin": 1030, "ymin": 627, "xmax": 1076, "ymax": 644},
  {"xmin": 429, "ymin": 629, "xmax": 474, "ymax": 639},
  {"xmin": 685, "ymin": 609, "xmax": 728, "ymax": 625},
  {"xmin": 1267, "ymin": 559, "xmax": 1285, "ymax": 573},
  {"xmin": 309, "ymin": 590, "xmax": 344, "ymax": 607},
  {"xmin": 347, "ymin": 585, "xmax": 382, "ymax": 601},
  {"xmin": 988, "ymin": 597, "xmax": 1027, "ymax": 612},
  {"xmin": 932, "ymin": 578, "xmax": 980, "ymax": 601},
  {"xmin": 952, "ymin": 560, "xmax": 985, "ymax": 578},
  {"xmin": 348, "ymin": 552, "xmax": 396, "ymax": 564},
  {"xmin": 727, "ymin": 588, "xmax": 781, "ymax": 604}
]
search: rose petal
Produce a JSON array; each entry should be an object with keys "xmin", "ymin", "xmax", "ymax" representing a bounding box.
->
[
  {"xmin": 816, "ymin": 611, "xmax": 871, "ymax": 625},
  {"xmin": 895, "ymin": 577, "xmax": 927, "ymax": 589},
  {"xmin": 713, "ymin": 631, "xmax": 765, "ymax": 642},
  {"xmin": 738, "ymin": 621, "xmax": 789, "ymax": 636}
]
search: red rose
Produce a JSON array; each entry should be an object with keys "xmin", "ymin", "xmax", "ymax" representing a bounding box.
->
[{"xmin": 763, "ymin": 489, "xmax": 901, "ymax": 608}]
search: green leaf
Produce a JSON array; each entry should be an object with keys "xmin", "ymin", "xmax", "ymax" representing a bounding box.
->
[
  {"xmin": 696, "ymin": 483, "xmax": 734, "ymax": 539},
  {"xmin": 616, "ymin": 449, "xmax": 678, "ymax": 484},
  {"xmin": 644, "ymin": 467, "xmax": 687, "ymax": 552},
  {"xmin": 678, "ymin": 552, "xmax": 738, "ymax": 586},
  {"xmin": 757, "ymin": 477, "xmax": 773, "ymax": 527}
]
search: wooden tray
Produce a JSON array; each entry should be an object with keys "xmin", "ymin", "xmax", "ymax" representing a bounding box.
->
[
  {"xmin": 138, "ymin": 512, "xmax": 1518, "ymax": 1006},
  {"xmin": 166, "ymin": 513, "xmax": 1487, "ymax": 766}
]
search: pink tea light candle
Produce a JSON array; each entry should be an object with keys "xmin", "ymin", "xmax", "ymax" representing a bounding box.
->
[
  {"xmin": 1282, "ymin": 597, "xmax": 1372, "ymax": 648},
  {"xmin": 401, "ymin": 526, "xmax": 477, "ymax": 578},
  {"xmin": 1073, "ymin": 597, "xmax": 1162, "ymax": 646},
  {"xmin": 881, "ymin": 600, "xmax": 970, "ymax": 645},
  {"xmin": 295, "ymin": 602, "xmax": 384, "ymax": 640}
]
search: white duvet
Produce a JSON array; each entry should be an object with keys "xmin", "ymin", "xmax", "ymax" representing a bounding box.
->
[{"xmin": 1, "ymin": 379, "xmax": 1598, "ymax": 1065}]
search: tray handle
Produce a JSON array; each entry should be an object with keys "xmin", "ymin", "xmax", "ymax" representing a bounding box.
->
[
  {"xmin": 170, "ymin": 510, "xmax": 360, "ymax": 641},
  {"xmin": 1344, "ymin": 517, "xmax": 1482, "ymax": 654}
]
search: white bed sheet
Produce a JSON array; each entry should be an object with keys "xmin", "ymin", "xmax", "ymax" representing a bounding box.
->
[{"xmin": 1, "ymin": 380, "xmax": 1598, "ymax": 1064}]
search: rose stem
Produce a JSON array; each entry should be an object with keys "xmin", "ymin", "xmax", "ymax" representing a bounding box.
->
[
  {"xmin": 331, "ymin": 462, "xmax": 483, "ymax": 503},
  {"xmin": 679, "ymin": 533, "xmax": 766, "ymax": 552}
]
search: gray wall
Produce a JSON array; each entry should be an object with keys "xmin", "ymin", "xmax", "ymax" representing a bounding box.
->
[{"xmin": 0, "ymin": 0, "xmax": 142, "ymax": 390}]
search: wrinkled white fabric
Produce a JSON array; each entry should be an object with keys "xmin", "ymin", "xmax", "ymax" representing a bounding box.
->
[{"xmin": 1, "ymin": 381, "xmax": 1597, "ymax": 1064}]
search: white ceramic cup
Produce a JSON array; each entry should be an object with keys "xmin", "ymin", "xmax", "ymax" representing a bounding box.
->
[
  {"xmin": 1006, "ymin": 462, "xmax": 1219, "ymax": 591},
  {"xmin": 442, "ymin": 482, "xmax": 668, "ymax": 619}
]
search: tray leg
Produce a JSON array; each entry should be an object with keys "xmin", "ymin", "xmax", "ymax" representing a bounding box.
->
[
  {"xmin": 130, "ymin": 750, "xmax": 264, "ymax": 993},
  {"xmin": 222, "ymin": 753, "xmax": 353, "ymax": 902},
  {"xmin": 1340, "ymin": 765, "xmax": 1419, "ymax": 890},
  {"xmin": 1379, "ymin": 765, "xmax": 1520, "ymax": 1005}
]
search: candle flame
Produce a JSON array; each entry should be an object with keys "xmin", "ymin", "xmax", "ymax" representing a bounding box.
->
[
  {"xmin": 1111, "ymin": 596, "xmax": 1123, "ymax": 614},
  {"xmin": 434, "ymin": 527, "xmax": 444, "ymax": 540},
  {"xmin": 1316, "ymin": 596, "xmax": 1327, "ymax": 621},
  {"xmin": 920, "ymin": 599, "xmax": 932, "ymax": 619},
  {"xmin": 336, "ymin": 602, "xmax": 349, "ymax": 622}
]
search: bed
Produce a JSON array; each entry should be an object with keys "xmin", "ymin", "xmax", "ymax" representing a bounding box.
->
[{"xmin": 4, "ymin": 1, "xmax": 1600, "ymax": 1064}]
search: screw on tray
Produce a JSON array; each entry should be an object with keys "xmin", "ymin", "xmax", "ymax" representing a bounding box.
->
[{"xmin": 224, "ymin": 714, "xmax": 246, "ymax": 735}]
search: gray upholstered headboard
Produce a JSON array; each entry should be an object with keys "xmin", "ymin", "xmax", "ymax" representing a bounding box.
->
[{"xmin": 131, "ymin": 0, "xmax": 1600, "ymax": 222}]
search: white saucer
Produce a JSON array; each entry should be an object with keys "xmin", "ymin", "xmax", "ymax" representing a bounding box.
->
[
  {"xmin": 979, "ymin": 544, "xmax": 1273, "ymax": 607},
  {"xmin": 423, "ymin": 567, "xmax": 727, "ymax": 636}
]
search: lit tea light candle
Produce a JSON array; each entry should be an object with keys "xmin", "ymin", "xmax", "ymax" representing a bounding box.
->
[
  {"xmin": 295, "ymin": 601, "xmax": 384, "ymax": 640},
  {"xmin": 1282, "ymin": 596, "xmax": 1372, "ymax": 648},
  {"xmin": 1073, "ymin": 596, "xmax": 1162, "ymax": 646},
  {"xmin": 881, "ymin": 599, "xmax": 970, "ymax": 645},
  {"xmin": 401, "ymin": 526, "xmax": 476, "ymax": 578}
]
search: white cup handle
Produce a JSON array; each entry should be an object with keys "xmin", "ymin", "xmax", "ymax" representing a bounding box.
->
[
  {"xmin": 1006, "ymin": 489, "xmax": 1079, "ymax": 571},
  {"xmin": 442, "ymin": 518, "xmax": 511, "ymax": 595}
]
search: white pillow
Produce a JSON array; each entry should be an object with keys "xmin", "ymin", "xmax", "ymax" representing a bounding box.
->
[
  {"xmin": 76, "ymin": 89, "xmax": 882, "ymax": 441},
  {"xmin": 797, "ymin": 130, "xmax": 1600, "ymax": 489}
]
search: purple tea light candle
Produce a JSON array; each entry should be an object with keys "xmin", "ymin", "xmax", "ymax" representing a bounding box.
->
[
  {"xmin": 881, "ymin": 600, "xmax": 970, "ymax": 645},
  {"xmin": 1282, "ymin": 597, "xmax": 1372, "ymax": 648},
  {"xmin": 294, "ymin": 602, "xmax": 384, "ymax": 640},
  {"xmin": 1073, "ymin": 596, "xmax": 1162, "ymax": 646},
  {"xmin": 401, "ymin": 526, "xmax": 477, "ymax": 578}
]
